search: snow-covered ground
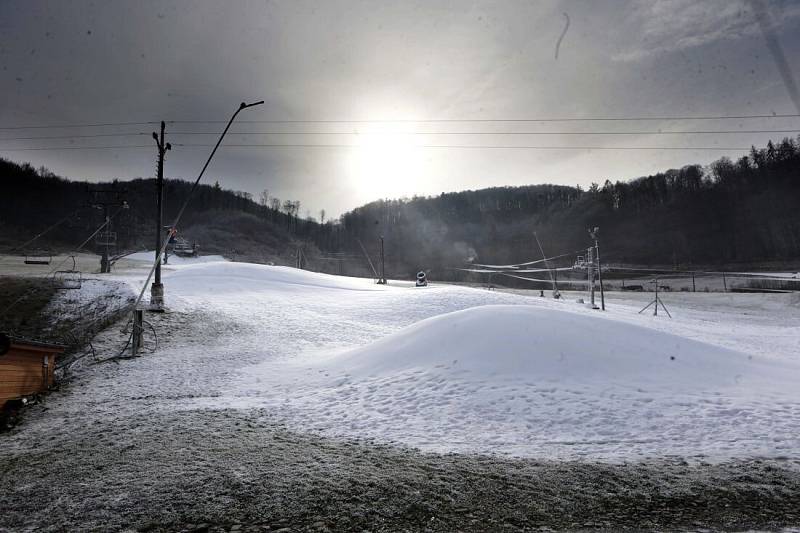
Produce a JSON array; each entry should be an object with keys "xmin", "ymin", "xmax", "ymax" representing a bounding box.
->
[
  {"xmin": 84, "ymin": 254, "xmax": 800, "ymax": 461},
  {"xmin": 4, "ymin": 254, "xmax": 800, "ymax": 530}
]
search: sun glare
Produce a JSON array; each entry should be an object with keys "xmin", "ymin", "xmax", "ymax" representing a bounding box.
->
[{"xmin": 348, "ymin": 128, "xmax": 426, "ymax": 202}]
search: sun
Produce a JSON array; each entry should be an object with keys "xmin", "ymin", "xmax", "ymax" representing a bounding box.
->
[{"xmin": 347, "ymin": 129, "xmax": 426, "ymax": 202}]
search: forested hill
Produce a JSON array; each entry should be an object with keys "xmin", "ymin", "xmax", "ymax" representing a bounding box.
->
[
  {"xmin": 2, "ymin": 136, "xmax": 800, "ymax": 279},
  {"xmin": 338, "ymin": 138, "xmax": 800, "ymax": 277},
  {"xmin": 0, "ymin": 159, "xmax": 329, "ymax": 265}
]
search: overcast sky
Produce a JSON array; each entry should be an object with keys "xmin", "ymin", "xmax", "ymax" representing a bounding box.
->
[{"xmin": 2, "ymin": 0, "xmax": 800, "ymax": 218}]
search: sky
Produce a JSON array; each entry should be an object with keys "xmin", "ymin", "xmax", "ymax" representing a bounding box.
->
[{"xmin": 2, "ymin": 0, "xmax": 800, "ymax": 219}]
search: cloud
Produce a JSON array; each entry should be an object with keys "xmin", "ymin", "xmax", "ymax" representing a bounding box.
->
[{"xmin": 612, "ymin": 0, "xmax": 800, "ymax": 62}]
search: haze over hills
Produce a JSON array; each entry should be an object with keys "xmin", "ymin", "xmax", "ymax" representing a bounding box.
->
[{"xmin": 2, "ymin": 136, "xmax": 800, "ymax": 279}]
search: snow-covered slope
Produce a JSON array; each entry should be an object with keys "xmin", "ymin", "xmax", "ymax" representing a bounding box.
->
[
  {"xmin": 167, "ymin": 262, "xmax": 384, "ymax": 295},
  {"xmin": 68, "ymin": 260, "xmax": 798, "ymax": 461},
  {"xmin": 125, "ymin": 250, "xmax": 228, "ymax": 265}
]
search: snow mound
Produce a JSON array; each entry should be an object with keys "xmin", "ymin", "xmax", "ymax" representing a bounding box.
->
[
  {"xmin": 317, "ymin": 305, "xmax": 783, "ymax": 389},
  {"xmin": 230, "ymin": 305, "xmax": 800, "ymax": 459}
]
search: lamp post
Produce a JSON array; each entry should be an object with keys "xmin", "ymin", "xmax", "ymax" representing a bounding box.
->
[{"xmin": 130, "ymin": 101, "xmax": 265, "ymax": 340}]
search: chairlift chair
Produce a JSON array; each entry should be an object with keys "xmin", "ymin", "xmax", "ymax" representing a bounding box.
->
[
  {"xmin": 572, "ymin": 255, "xmax": 586, "ymax": 270},
  {"xmin": 53, "ymin": 256, "xmax": 82, "ymax": 290},
  {"xmin": 24, "ymin": 250, "xmax": 52, "ymax": 265}
]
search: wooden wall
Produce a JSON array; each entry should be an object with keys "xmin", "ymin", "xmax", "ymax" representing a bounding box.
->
[{"xmin": 0, "ymin": 343, "xmax": 62, "ymax": 408}]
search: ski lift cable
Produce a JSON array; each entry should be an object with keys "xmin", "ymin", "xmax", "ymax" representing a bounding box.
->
[
  {"xmin": 607, "ymin": 266, "xmax": 797, "ymax": 280},
  {"xmin": 499, "ymin": 272, "xmax": 591, "ymax": 285},
  {"xmin": 6, "ymin": 205, "xmax": 86, "ymax": 255},
  {"xmin": 456, "ymin": 266, "xmax": 574, "ymax": 274},
  {"xmin": 0, "ymin": 206, "xmax": 126, "ymax": 319},
  {"xmin": 471, "ymin": 248, "xmax": 586, "ymax": 269}
]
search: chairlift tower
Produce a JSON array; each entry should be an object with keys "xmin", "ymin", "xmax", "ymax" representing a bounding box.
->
[{"xmin": 90, "ymin": 188, "xmax": 127, "ymax": 273}]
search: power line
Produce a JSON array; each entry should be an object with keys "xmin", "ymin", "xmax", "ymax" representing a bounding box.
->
[
  {"xmin": 167, "ymin": 129, "xmax": 800, "ymax": 136},
  {"xmin": 1, "ymin": 113, "xmax": 799, "ymax": 130},
  {"xmin": 175, "ymin": 143, "xmax": 755, "ymax": 151},
  {"xmin": 0, "ymin": 133, "xmax": 149, "ymax": 141},
  {"xmin": 0, "ymin": 145, "xmax": 152, "ymax": 151},
  {"xmin": 0, "ymin": 143, "xmax": 756, "ymax": 152},
  {"xmin": 167, "ymin": 113, "xmax": 800, "ymax": 124},
  {"xmin": 2, "ymin": 129, "xmax": 797, "ymax": 142},
  {"xmin": 0, "ymin": 121, "xmax": 159, "ymax": 130}
]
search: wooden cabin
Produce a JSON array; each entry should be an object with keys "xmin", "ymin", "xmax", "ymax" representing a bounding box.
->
[{"xmin": 0, "ymin": 334, "xmax": 65, "ymax": 409}]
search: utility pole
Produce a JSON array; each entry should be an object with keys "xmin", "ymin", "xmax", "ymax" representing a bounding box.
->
[
  {"xmin": 101, "ymin": 204, "xmax": 110, "ymax": 273},
  {"xmin": 589, "ymin": 227, "xmax": 605, "ymax": 310},
  {"xmin": 150, "ymin": 121, "xmax": 171, "ymax": 312},
  {"xmin": 377, "ymin": 235, "xmax": 387, "ymax": 284},
  {"xmin": 587, "ymin": 245, "xmax": 597, "ymax": 308}
]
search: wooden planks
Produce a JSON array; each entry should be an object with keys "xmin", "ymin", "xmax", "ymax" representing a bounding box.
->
[{"xmin": 0, "ymin": 341, "xmax": 63, "ymax": 408}]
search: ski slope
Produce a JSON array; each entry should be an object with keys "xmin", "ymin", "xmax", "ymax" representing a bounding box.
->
[{"xmin": 105, "ymin": 258, "xmax": 800, "ymax": 461}]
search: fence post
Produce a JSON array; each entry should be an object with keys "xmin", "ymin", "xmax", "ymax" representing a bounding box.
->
[{"xmin": 131, "ymin": 309, "xmax": 144, "ymax": 356}]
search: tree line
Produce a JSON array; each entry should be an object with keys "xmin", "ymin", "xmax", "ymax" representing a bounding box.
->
[{"xmin": 2, "ymin": 136, "xmax": 799, "ymax": 280}]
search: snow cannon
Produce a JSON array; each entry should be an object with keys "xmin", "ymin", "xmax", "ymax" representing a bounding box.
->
[{"xmin": 416, "ymin": 271, "xmax": 428, "ymax": 287}]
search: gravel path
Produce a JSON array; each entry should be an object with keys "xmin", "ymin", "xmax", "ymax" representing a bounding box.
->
[{"xmin": 3, "ymin": 407, "xmax": 800, "ymax": 532}]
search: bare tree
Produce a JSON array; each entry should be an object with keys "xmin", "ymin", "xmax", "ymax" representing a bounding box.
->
[
  {"xmin": 319, "ymin": 209, "xmax": 326, "ymax": 224},
  {"xmin": 259, "ymin": 189, "xmax": 270, "ymax": 207}
]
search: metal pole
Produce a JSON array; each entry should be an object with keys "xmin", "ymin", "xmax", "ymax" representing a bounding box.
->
[
  {"xmin": 654, "ymin": 278, "xmax": 659, "ymax": 316},
  {"xmin": 595, "ymin": 238, "xmax": 605, "ymax": 310},
  {"xmin": 722, "ymin": 271, "xmax": 727, "ymax": 292},
  {"xmin": 378, "ymin": 236, "xmax": 386, "ymax": 284},
  {"xmin": 150, "ymin": 121, "xmax": 170, "ymax": 311},
  {"xmin": 587, "ymin": 246, "xmax": 595, "ymax": 308},
  {"xmin": 131, "ymin": 309, "xmax": 143, "ymax": 356},
  {"xmin": 130, "ymin": 101, "xmax": 264, "ymax": 322},
  {"xmin": 692, "ymin": 272, "xmax": 696, "ymax": 292},
  {"xmin": 101, "ymin": 205, "xmax": 110, "ymax": 273}
]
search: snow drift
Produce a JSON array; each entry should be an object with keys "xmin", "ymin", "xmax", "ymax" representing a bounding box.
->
[
  {"xmin": 231, "ymin": 304, "xmax": 800, "ymax": 459},
  {"xmin": 314, "ymin": 305, "xmax": 786, "ymax": 390}
]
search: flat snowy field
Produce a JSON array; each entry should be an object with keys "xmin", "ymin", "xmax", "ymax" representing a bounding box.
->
[{"xmin": 65, "ymin": 255, "xmax": 800, "ymax": 460}]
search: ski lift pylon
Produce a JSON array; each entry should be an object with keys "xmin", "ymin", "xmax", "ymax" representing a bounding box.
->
[{"xmin": 96, "ymin": 231, "xmax": 117, "ymax": 246}]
